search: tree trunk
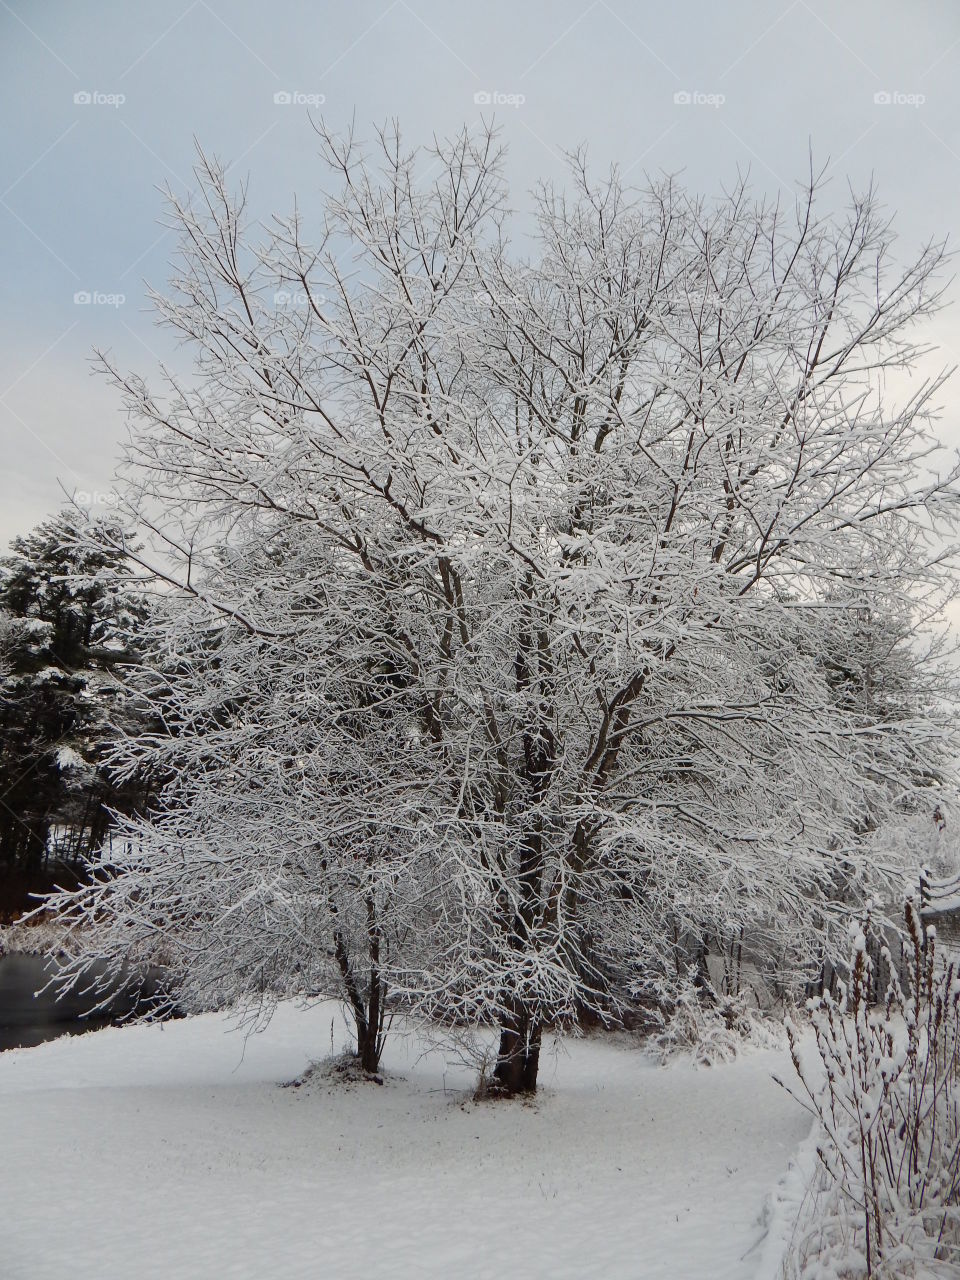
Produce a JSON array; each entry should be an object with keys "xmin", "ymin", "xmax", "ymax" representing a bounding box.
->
[
  {"xmin": 490, "ymin": 589, "xmax": 554, "ymax": 1097},
  {"xmin": 356, "ymin": 1016, "xmax": 382, "ymax": 1074},
  {"xmin": 493, "ymin": 1004, "xmax": 541, "ymax": 1094},
  {"xmin": 329, "ymin": 882, "xmax": 387, "ymax": 1075},
  {"xmin": 333, "ymin": 926, "xmax": 383, "ymax": 1073}
]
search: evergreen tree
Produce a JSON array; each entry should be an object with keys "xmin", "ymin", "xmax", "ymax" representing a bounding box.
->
[{"xmin": 0, "ymin": 508, "xmax": 152, "ymax": 912}]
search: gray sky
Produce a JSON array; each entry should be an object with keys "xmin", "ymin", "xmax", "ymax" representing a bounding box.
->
[{"xmin": 2, "ymin": 0, "xmax": 960, "ymax": 551}]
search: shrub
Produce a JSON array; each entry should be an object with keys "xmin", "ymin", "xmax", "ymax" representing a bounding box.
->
[
  {"xmin": 652, "ymin": 969, "xmax": 782, "ymax": 1066},
  {"xmin": 779, "ymin": 903, "xmax": 960, "ymax": 1278}
]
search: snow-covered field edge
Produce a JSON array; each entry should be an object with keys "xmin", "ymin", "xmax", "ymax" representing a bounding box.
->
[{"xmin": 753, "ymin": 1116, "xmax": 821, "ymax": 1280}]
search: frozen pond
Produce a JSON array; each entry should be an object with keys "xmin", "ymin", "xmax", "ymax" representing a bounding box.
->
[{"xmin": 0, "ymin": 952, "xmax": 166, "ymax": 1051}]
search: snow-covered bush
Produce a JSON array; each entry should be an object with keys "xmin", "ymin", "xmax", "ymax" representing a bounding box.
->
[
  {"xmin": 780, "ymin": 903, "xmax": 960, "ymax": 1277},
  {"xmin": 652, "ymin": 971, "xmax": 782, "ymax": 1065}
]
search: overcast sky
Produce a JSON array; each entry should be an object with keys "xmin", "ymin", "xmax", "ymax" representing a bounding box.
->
[{"xmin": 2, "ymin": 0, "xmax": 960, "ymax": 552}]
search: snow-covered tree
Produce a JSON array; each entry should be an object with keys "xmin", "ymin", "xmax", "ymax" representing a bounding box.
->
[
  {"xmin": 0, "ymin": 508, "xmax": 151, "ymax": 909},
  {"xmin": 45, "ymin": 126, "xmax": 960, "ymax": 1091},
  {"xmin": 48, "ymin": 525, "xmax": 443, "ymax": 1070}
]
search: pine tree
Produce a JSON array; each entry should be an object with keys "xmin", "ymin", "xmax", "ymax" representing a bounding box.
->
[{"xmin": 0, "ymin": 507, "xmax": 152, "ymax": 913}]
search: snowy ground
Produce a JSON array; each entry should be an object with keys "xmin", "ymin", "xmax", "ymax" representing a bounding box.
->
[{"xmin": 0, "ymin": 1003, "xmax": 810, "ymax": 1280}]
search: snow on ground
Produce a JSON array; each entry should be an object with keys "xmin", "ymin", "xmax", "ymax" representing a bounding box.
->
[{"xmin": 0, "ymin": 1002, "xmax": 810, "ymax": 1280}]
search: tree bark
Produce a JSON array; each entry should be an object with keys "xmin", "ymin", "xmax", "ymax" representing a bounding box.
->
[
  {"xmin": 356, "ymin": 1012, "xmax": 382, "ymax": 1074},
  {"xmin": 492, "ymin": 593, "xmax": 554, "ymax": 1096},
  {"xmin": 492, "ymin": 1005, "xmax": 541, "ymax": 1094}
]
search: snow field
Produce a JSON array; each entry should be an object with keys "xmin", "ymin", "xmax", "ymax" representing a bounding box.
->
[{"xmin": 0, "ymin": 1002, "xmax": 811, "ymax": 1279}]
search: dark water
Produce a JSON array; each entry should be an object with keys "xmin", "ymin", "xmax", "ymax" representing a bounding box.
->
[{"xmin": 0, "ymin": 952, "xmax": 167, "ymax": 1051}]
